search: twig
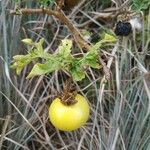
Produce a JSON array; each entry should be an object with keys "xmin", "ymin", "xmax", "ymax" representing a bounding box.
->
[
  {"xmin": 10, "ymin": 8, "xmax": 91, "ymax": 50},
  {"xmin": 77, "ymin": 12, "xmax": 116, "ymax": 28}
]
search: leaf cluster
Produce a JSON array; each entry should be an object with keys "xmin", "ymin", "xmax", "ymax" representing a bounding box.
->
[
  {"xmin": 11, "ymin": 34, "xmax": 117, "ymax": 81},
  {"xmin": 131, "ymin": 0, "xmax": 150, "ymax": 11}
]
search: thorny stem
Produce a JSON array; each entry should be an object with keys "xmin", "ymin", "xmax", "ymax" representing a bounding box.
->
[{"xmin": 59, "ymin": 78, "xmax": 77, "ymax": 105}]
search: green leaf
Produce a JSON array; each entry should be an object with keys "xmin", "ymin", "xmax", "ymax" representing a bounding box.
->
[
  {"xmin": 80, "ymin": 33, "xmax": 116, "ymax": 70},
  {"xmin": 22, "ymin": 38, "xmax": 33, "ymax": 45},
  {"xmin": 27, "ymin": 58, "xmax": 60, "ymax": 78},
  {"xmin": 34, "ymin": 38, "xmax": 45, "ymax": 54},
  {"xmin": 80, "ymin": 49, "xmax": 100, "ymax": 69},
  {"xmin": 101, "ymin": 33, "xmax": 117, "ymax": 43},
  {"xmin": 70, "ymin": 60, "xmax": 85, "ymax": 81},
  {"xmin": 27, "ymin": 52, "xmax": 72, "ymax": 79},
  {"xmin": 11, "ymin": 38, "xmax": 49, "ymax": 75},
  {"xmin": 11, "ymin": 55, "xmax": 33, "ymax": 74},
  {"xmin": 132, "ymin": 0, "xmax": 150, "ymax": 11},
  {"xmin": 91, "ymin": 33, "xmax": 117, "ymax": 51},
  {"xmin": 71, "ymin": 68, "xmax": 85, "ymax": 81},
  {"xmin": 58, "ymin": 39, "xmax": 72, "ymax": 57},
  {"xmin": 26, "ymin": 39, "xmax": 73, "ymax": 78}
]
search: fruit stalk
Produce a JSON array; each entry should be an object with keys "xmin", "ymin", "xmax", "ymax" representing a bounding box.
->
[{"xmin": 60, "ymin": 78, "xmax": 77, "ymax": 105}]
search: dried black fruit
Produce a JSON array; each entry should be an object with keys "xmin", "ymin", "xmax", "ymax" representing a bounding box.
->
[{"xmin": 114, "ymin": 21, "xmax": 132, "ymax": 36}]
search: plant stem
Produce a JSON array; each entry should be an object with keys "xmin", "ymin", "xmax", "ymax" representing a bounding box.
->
[
  {"xmin": 10, "ymin": 8, "xmax": 91, "ymax": 50},
  {"xmin": 10, "ymin": 7, "xmax": 109, "ymax": 80},
  {"xmin": 61, "ymin": 78, "xmax": 77, "ymax": 105}
]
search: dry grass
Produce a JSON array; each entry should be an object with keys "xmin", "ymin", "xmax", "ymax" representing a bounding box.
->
[{"xmin": 0, "ymin": 0, "xmax": 150, "ymax": 149}]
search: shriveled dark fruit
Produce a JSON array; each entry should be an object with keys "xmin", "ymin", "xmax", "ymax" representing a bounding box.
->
[{"xmin": 114, "ymin": 21, "xmax": 132, "ymax": 36}]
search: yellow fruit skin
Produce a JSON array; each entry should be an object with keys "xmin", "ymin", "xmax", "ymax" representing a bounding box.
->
[{"xmin": 49, "ymin": 94, "xmax": 90, "ymax": 131}]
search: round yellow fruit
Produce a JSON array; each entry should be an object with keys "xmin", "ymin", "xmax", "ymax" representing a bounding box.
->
[{"xmin": 49, "ymin": 94, "xmax": 90, "ymax": 131}]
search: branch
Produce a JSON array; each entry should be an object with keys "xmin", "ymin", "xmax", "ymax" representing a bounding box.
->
[
  {"xmin": 10, "ymin": 8, "xmax": 91, "ymax": 50},
  {"xmin": 10, "ymin": 7, "xmax": 110, "ymax": 80}
]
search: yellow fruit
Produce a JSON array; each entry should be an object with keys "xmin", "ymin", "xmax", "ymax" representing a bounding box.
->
[{"xmin": 49, "ymin": 94, "xmax": 90, "ymax": 131}]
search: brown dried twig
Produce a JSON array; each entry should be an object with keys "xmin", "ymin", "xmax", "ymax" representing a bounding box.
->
[{"xmin": 10, "ymin": 8, "xmax": 90, "ymax": 50}]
